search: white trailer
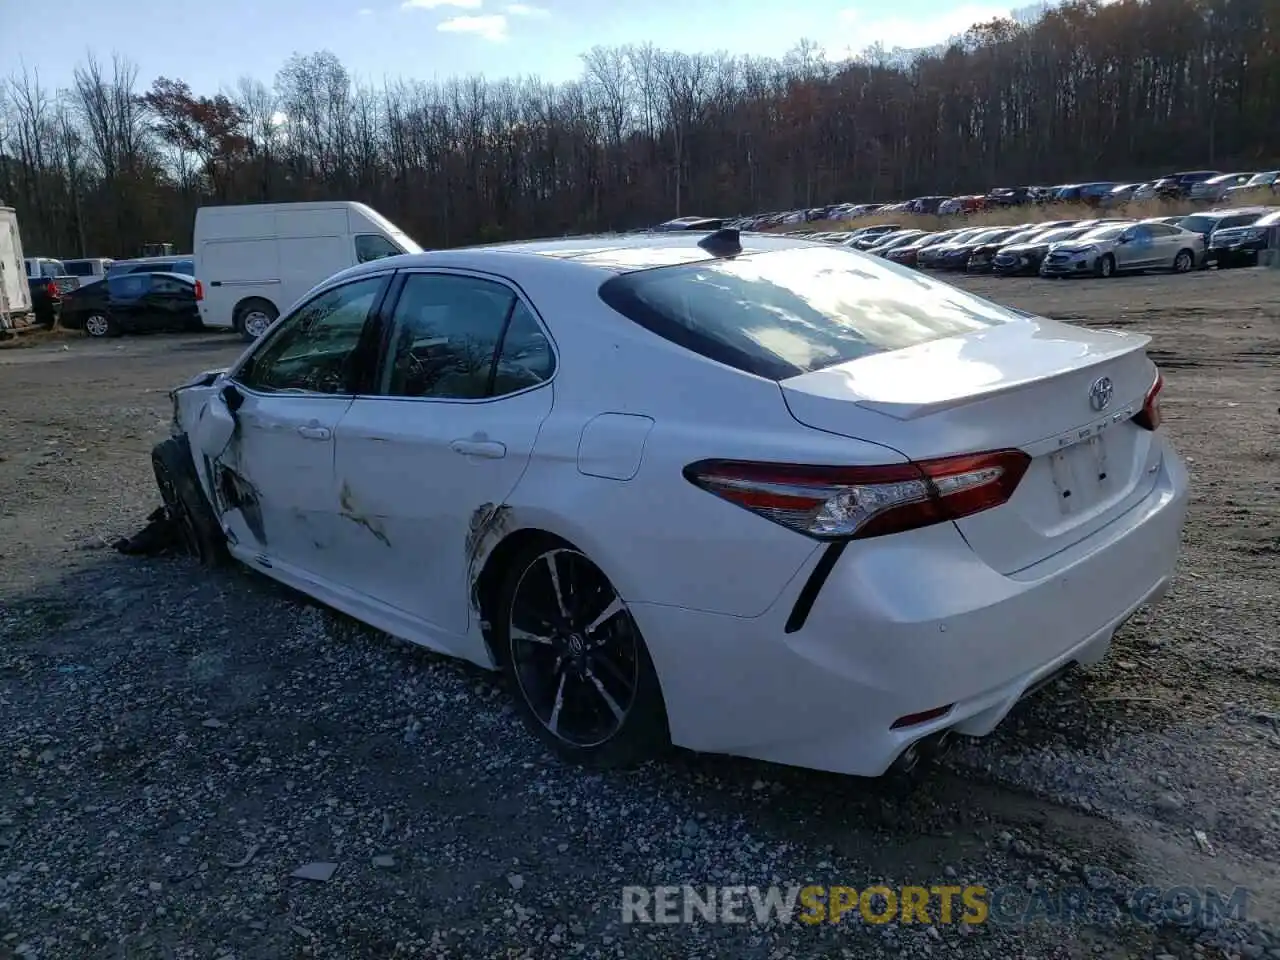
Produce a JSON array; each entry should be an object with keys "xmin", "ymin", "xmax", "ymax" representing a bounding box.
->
[{"xmin": 0, "ymin": 206, "xmax": 34, "ymax": 330}]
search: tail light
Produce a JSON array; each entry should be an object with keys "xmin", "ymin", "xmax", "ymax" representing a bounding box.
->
[
  {"xmin": 683, "ymin": 449, "xmax": 1031, "ymax": 541},
  {"xmin": 194, "ymin": 280, "xmax": 204, "ymax": 301},
  {"xmin": 1133, "ymin": 371, "xmax": 1164, "ymax": 431},
  {"xmin": 46, "ymin": 280, "xmax": 59, "ymax": 299}
]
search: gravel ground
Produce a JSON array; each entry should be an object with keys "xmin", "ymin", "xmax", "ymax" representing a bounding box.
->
[{"xmin": 1, "ymin": 267, "xmax": 1277, "ymax": 960}]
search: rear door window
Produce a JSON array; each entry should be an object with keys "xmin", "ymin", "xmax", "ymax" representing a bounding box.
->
[
  {"xmin": 598, "ymin": 246, "xmax": 1019, "ymax": 381},
  {"xmin": 109, "ymin": 274, "xmax": 151, "ymax": 299}
]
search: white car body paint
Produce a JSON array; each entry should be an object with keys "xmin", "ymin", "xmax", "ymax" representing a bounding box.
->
[{"xmin": 169, "ymin": 232, "xmax": 1190, "ymax": 777}]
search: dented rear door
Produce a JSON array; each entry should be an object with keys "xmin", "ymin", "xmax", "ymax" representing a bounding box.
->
[
  {"xmin": 330, "ymin": 271, "xmax": 557, "ymax": 659},
  {"xmin": 332, "ymin": 387, "xmax": 552, "ymax": 649}
]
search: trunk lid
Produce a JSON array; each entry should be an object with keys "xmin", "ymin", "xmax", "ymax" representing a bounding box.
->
[{"xmin": 780, "ymin": 318, "xmax": 1162, "ymax": 574}]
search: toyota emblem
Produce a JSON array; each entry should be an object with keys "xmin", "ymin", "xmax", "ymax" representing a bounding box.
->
[{"xmin": 1089, "ymin": 376, "xmax": 1114, "ymax": 411}]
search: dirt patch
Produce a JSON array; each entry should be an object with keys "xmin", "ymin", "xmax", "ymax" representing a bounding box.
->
[{"xmin": 1, "ymin": 279, "xmax": 1278, "ymax": 960}]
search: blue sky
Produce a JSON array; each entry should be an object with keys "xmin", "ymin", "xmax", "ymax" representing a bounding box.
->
[{"xmin": 1, "ymin": 0, "xmax": 1025, "ymax": 96}]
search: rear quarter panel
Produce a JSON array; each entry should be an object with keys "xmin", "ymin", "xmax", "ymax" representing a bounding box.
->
[{"xmin": 489, "ymin": 258, "xmax": 910, "ymax": 617}]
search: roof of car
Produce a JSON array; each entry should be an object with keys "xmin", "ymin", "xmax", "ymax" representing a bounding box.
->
[{"xmin": 365, "ymin": 231, "xmax": 822, "ymax": 276}]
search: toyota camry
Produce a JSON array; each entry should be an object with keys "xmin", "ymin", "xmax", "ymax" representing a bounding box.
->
[{"xmin": 153, "ymin": 229, "xmax": 1189, "ymax": 778}]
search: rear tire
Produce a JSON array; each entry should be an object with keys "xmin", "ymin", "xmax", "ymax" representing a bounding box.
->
[
  {"xmin": 151, "ymin": 436, "xmax": 228, "ymax": 567},
  {"xmin": 1173, "ymin": 249, "xmax": 1195, "ymax": 273},
  {"xmin": 494, "ymin": 537, "xmax": 669, "ymax": 769},
  {"xmin": 234, "ymin": 298, "xmax": 278, "ymax": 343}
]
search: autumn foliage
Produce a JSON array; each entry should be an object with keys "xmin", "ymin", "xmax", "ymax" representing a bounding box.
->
[{"xmin": 0, "ymin": 0, "xmax": 1276, "ymax": 257}]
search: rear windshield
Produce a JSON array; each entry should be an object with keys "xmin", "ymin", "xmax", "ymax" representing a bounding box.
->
[
  {"xmin": 63, "ymin": 260, "xmax": 99, "ymax": 276},
  {"xmin": 597, "ymin": 247, "xmax": 1020, "ymax": 381}
]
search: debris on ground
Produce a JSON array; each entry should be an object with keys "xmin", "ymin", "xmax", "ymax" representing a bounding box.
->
[
  {"xmin": 111, "ymin": 505, "xmax": 184, "ymax": 556},
  {"xmin": 1, "ymin": 276, "xmax": 1279, "ymax": 958}
]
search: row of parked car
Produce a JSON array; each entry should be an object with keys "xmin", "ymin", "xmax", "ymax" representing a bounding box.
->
[
  {"xmin": 720, "ymin": 168, "xmax": 1280, "ymax": 231},
  {"xmin": 785, "ymin": 205, "xmax": 1280, "ymax": 278},
  {"xmin": 24, "ymin": 254, "xmax": 200, "ymax": 336}
]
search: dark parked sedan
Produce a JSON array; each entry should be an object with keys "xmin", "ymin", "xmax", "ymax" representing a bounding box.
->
[
  {"xmin": 933, "ymin": 226, "xmax": 1023, "ymax": 271},
  {"xmin": 917, "ymin": 227, "xmax": 992, "ymax": 268},
  {"xmin": 60, "ymin": 272, "xmax": 204, "ymax": 337},
  {"xmin": 884, "ymin": 230, "xmax": 955, "ymax": 268},
  {"xmin": 965, "ymin": 226, "xmax": 1045, "ymax": 273},
  {"xmin": 863, "ymin": 229, "xmax": 927, "ymax": 256},
  {"xmin": 991, "ymin": 223, "xmax": 1111, "ymax": 276}
]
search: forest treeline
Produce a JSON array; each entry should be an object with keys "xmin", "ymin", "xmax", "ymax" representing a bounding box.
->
[{"xmin": 1, "ymin": 0, "xmax": 1275, "ymax": 257}]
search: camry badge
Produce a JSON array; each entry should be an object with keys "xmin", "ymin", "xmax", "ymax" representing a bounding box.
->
[{"xmin": 1089, "ymin": 376, "xmax": 1114, "ymax": 411}]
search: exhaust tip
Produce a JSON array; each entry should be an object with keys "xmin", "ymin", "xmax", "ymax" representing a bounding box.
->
[
  {"xmin": 927, "ymin": 730, "xmax": 955, "ymax": 758},
  {"xmin": 891, "ymin": 743, "xmax": 921, "ymax": 775}
]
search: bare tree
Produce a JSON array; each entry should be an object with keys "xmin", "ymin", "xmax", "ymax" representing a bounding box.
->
[{"xmin": 0, "ymin": 0, "xmax": 1276, "ymax": 257}]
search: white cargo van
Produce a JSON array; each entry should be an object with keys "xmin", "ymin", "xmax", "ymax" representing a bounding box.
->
[
  {"xmin": 193, "ymin": 201, "xmax": 422, "ymax": 340},
  {"xmin": 0, "ymin": 206, "xmax": 34, "ymax": 329}
]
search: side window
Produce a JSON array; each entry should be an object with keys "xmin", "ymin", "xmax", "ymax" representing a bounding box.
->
[
  {"xmin": 1224, "ymin": 215, "xmax": 1256, "ymax": 229},
  {"xmin": 238, "ymin": 276, "xmax": 385, "ymax": 395},
  {"xmin": 381, "ymin": 273, "xmax": 519, "ymax": 400},
  {"xmin": 1148, "ymin": 224, "xmax": 1177, "ymax": 237},
  {"xmin": 151, "ymin": 276, "xmax": 189, "ymax": 294},
  {"xmin": 109, "ymin": 274, "xmax": 150, "ymax": 299},
  {"xmin": 492, "ymin": 302, "xmax": 555, "ymax": 395},
  {"xmin": 355, "ymin": 234, "xmax": 403, "ymax": 264}
]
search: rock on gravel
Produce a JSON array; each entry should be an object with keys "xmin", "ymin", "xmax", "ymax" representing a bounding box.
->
[{"xmin": 1, "ymin": 277, "xmax": 1278, "ymax": 959}]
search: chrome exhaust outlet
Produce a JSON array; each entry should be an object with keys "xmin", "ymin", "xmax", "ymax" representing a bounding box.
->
[
  {"xmin": 891, "ymin": 742, "xmax": 922, "ymax": 775},
  {"xmin": 922, "ymin": 730, "xmax": 955, "ymax": 759}
]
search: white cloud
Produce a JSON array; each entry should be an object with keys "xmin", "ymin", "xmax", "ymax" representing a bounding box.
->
[
  {"xmin": 438, "ymin": 13, "xmax": 508, "ymax": 40},
  {"xmin": 358, "ymin": 6, "xmax": 373, "ymax": 13},
  {"xmin": 505, "ymin": 2, "xmax": 549, "ymax": 15},
  {"xmin": 401, "ymin": 0, "xmax": 481, "ymax": 9},
  {"xmin": 838, "ymin": 3, "xmax": 1021, "ymax": 50},
  {"xmin": 839, "ymin": 0, "xmax": 1124, "ymax": 51}
]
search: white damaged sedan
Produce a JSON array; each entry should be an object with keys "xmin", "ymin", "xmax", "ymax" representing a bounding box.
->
[{"xmin": 155, "ymin": 229, "xmax": 1189, "ymax": 777}]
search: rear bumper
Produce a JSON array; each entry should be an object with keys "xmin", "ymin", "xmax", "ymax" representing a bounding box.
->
[{"xmin": 634, "ymin": 441, "xmax": 1189, "ymax": 778}]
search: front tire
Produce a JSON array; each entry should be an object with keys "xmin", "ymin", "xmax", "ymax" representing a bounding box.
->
[
  {"xmin": 495, "ymin": 540, "xmax": 669, "ymax": 769},
  {"xmin": 151, "ymin": 436, "xmax": 228, "ymax": 567},
  {"xmin": 84, "ymin": 312, "xmax": 114, "ymax": 338},
  {"xmin": 1096, "ymin": 254, "xmax": 1116, "ymax": 278}
]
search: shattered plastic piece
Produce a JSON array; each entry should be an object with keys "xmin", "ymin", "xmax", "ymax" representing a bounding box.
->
[
  {"xmin": 290, "ymin": 862, "xmax": 338, "ymax": 882},
  {"xmin": 1192, "ymin": 829, "xmax": 1215, "ymax": 856},
  {"xmin": 113, "ymin": 506, "xmax": 184, "ymax": 556}
]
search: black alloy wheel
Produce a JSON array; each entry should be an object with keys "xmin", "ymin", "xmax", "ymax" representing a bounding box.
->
[{"xmin": 498, "ymin": 542, "xmax": 668, "ymax": 767}]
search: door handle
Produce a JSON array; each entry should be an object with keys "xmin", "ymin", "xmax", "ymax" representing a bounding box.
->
[
  {"xmin": 297, "ymin": 424, "xmax": 331, "ymax": 441},
  {"xmin": 450, "ymin": 439, "xmax": 506, "ymax": 459}
]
